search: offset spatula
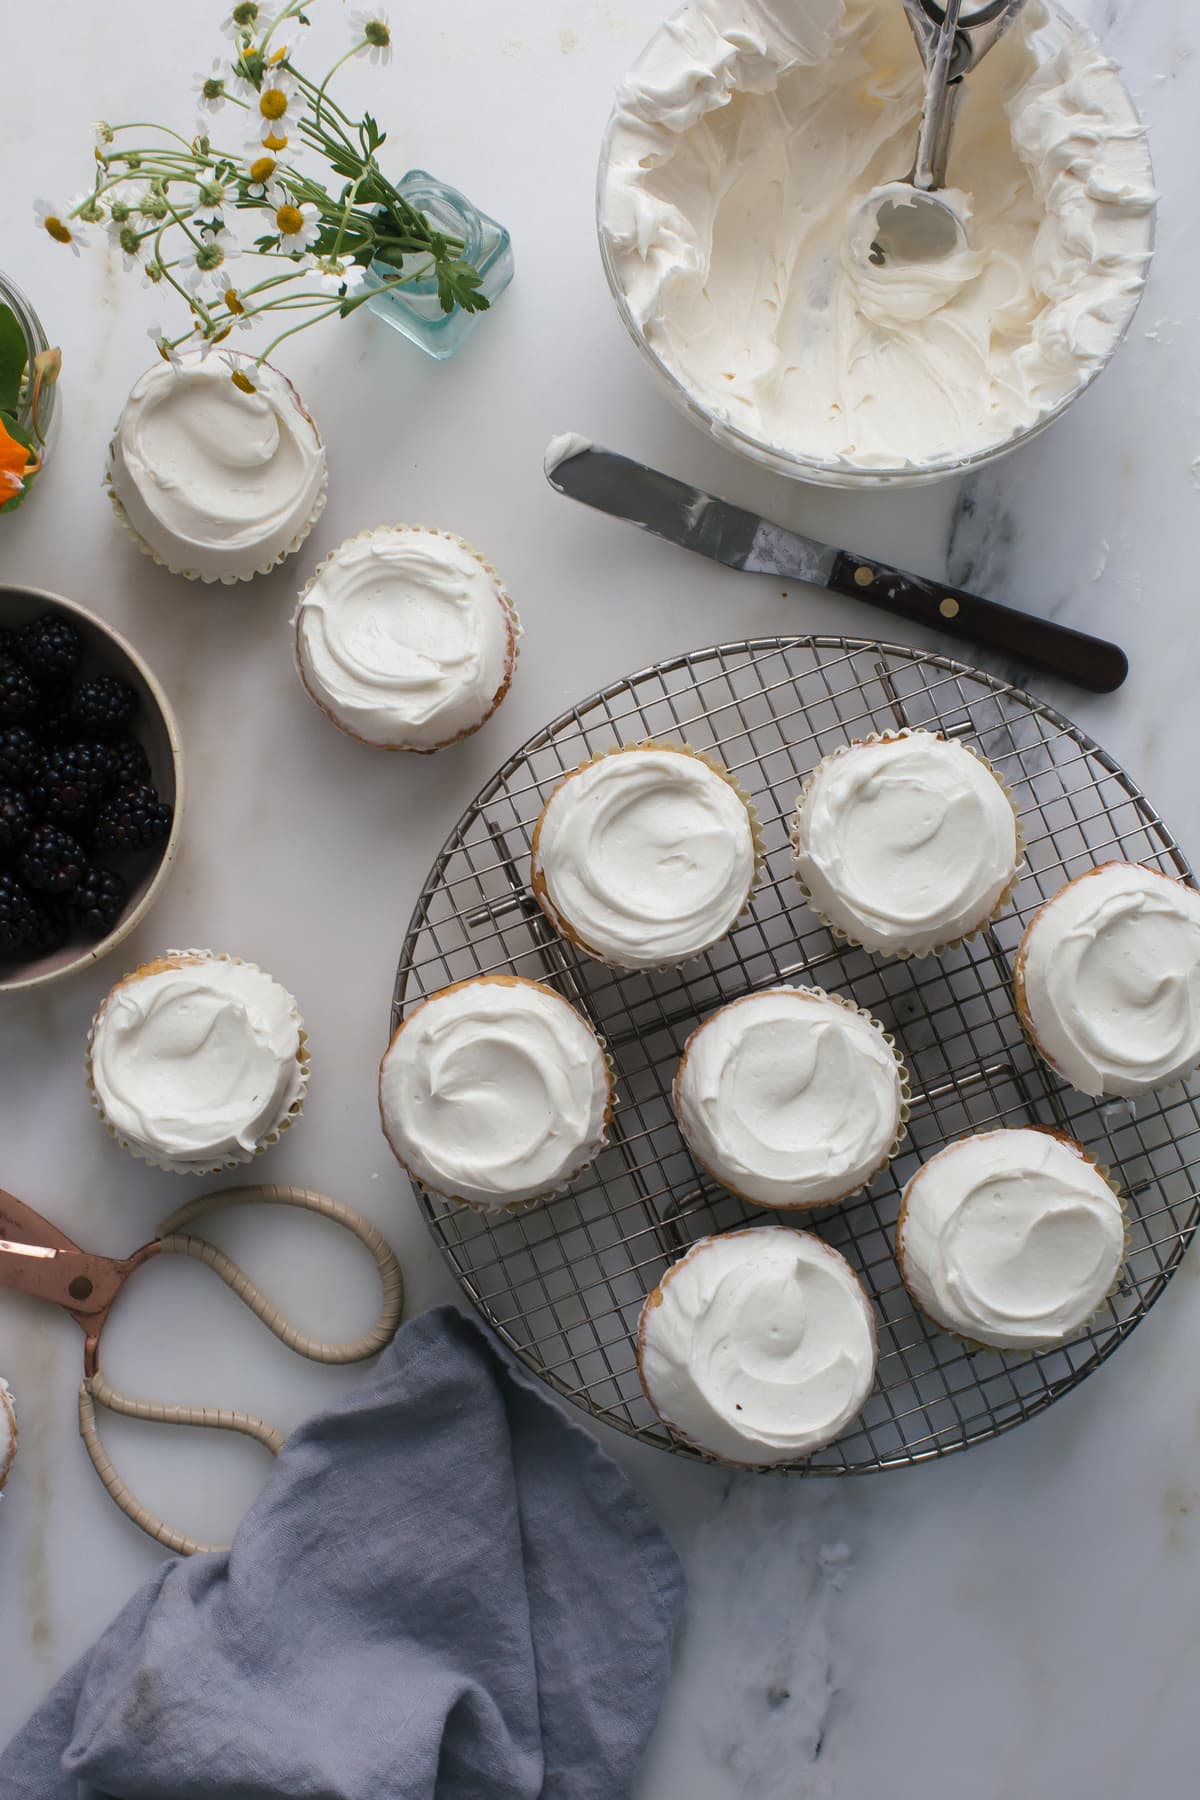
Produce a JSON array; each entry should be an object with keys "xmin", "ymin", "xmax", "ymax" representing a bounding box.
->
[{"xmin": 546, "ymin": 441, "xmax": 1128, "ymax": 694}]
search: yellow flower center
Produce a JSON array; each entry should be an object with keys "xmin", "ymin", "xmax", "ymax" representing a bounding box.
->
[
  {"xmin": 275, "ymin": 203, "xmax": 303, "ymax": 236},
  {"xmin": 224, "ymin": 288, "xmax": 246, "ymax": 315},
  {"xmin": 249, "ymin": 155, "xmax": 276, "ymax": 185},
  {"xmin": 259, "ymin": 88, "xmax": 288, "ymax": 121},
  {"xmin": 230, "ymin": 367, "xmax": 257, "ymax": 394},
  {"xmin": 44, "ymin": 215, "xmax": 72, "ymax": 245},
  {"xmin": 261, "ymin": 129, "xmax": 288, "ymax": 152}
]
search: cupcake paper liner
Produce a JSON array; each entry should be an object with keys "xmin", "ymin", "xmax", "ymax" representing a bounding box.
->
[
  {"xmin": 672, "ymin": 985, "xmax": 912, "ymax": 1212},
  {"xmin": 894, "ymin": 1125, "xmax": 1129, "ymax": 1355},
  {"xmin": 104, "ymin": 358, "xmax": 327, "ymax": 585},
  {"xmin": 0, "ymin": 1379, "xmax": 17, "ymax": 1495},
  {"xmin": 636, "ymin": 1227, "xmax": 878, "ymax": 1468},
  {"xmin": 789, "ymin": 729, "xmax": 1026, "ymax": 961},
  {"xmin": 530, "ymin": 739, "xmax": 767, "ymax": 972},
  {"xmin": 379, "ymin": 974, "xmax": 616, "ymax": 1217},
  {"xmin": 86, "ymin": 949, "xmax": 311, "ymax": 1176},
  {"xmin": 292, "ymin": 524, "xmax": 521, "ymax": 754}
]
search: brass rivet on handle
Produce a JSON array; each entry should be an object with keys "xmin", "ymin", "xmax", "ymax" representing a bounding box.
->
[
  {"xmin": 939, "ymin": 596, "xmax": 960, "ymax": 619},
  {"xmin": 854, "ymin": 566, "xmax": 873, "ymax": 587}
]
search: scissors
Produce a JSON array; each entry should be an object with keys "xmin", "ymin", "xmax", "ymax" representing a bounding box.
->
[{"xmin": 0, "ymin": 1183, "xmax": 405, "ymax": 1556}]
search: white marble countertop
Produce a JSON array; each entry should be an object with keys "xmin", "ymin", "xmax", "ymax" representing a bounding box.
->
[{"xmin": 2, "ymin": 1, "xmax": 1197, "ymax": 1793}]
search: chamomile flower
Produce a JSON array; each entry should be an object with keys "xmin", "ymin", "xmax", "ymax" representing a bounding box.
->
[
  {"xmin": 221, "ymin": 2, "xmax": 272, "ymax": 42},
  {"xmin": 103, "ymin": 183, "xmax": 142, "ymax": 234},
  {"xmin": 137, "ymin": 185, "xmax": 172, "ymax": 223},
  {"xmin": 216, "ymin": 281, "xmax": 255, "ymax": 328},
  {"xmin": 311, "ymin": 255, "xmax": 367, "ymax": 296},
  {"xmin": 221, "ymin": 351, "xmax": 259, "ymax": 394},
  {"xmin": 182, "ymin": 226, "xmax": 243, "ymax": 292},
  {"xmin": 351, "ymin": 9, "xmax": 393, "ymax": 65},
  {"xmin": 249, "ymin": 66, "xmax": 296, "ymax": 144},
  {"xmin": 196, "ymin": 58, "xmax": 232, "ymax": 114},
  {"xmin": 244, "ymin": 152, "xmax": 284, "ymax": 202},
  {"xmin": 141, "ymin": 258, "xmax": 167, "ymax": 289},
  {"xmin": 92, "ymin": 119, "xmax": 115, "ymax": 149},
  {"xmin": 148, "ymin": 325, "xmax": 184, "ymax": 370},
  {"xmin": 272, "ymin": 199, "xmax": 320, "ymax": 255},
  {"xmin": 34, "ymin": 198, "xmax": 92, "ymax": 255},
  {"xmin": 112, "ymin": 223, "xmax": 149, "ymax": 272}
]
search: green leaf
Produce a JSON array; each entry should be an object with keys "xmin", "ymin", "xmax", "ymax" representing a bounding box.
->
[{"xmin": 0, "ymin": 307, "xmax": 27, "ymax": 415}]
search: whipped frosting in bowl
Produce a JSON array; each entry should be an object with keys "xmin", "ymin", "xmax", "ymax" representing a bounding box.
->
[
  {"xmin": 379, "ymin": 975, "xmax": 613, "ymax": 1211},
  {"xmin": 674, "ymin": 987, "xmax": 907, "ymax": 1209},
  {"xmin": 87, "ymin": 951, "xmax": 308, "ymax": 1173},
  {"xmin": 107, "ymin": 352, "xmax": 327, "ymax": 582},
  {"xmin": 1015, "ymin": 863, "xmax": 1200, "ymax": 1098},
  {"xmin": 531, "ymin": 744, "xmax": 759, "ymax": 969},
  {"xmin": 638, "ymin": 1227, "xmax": 878, "ymax": 1464},
  {"xmin": 897, "ymin": 1127, "xmax": 1125, "ymax": 1350},
  {"xmin": 791, "ymin": 730, "xmax": 1021, "ymax": 957},
  {"xmin": 598, "ymin": 0, "xmax": 1156, "ymax": 484},
  {"xmin": 293, "ymin": 527, "xmax": 518, "ymax": 752}
]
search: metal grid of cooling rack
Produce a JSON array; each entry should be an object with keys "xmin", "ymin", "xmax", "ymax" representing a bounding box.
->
[{"xmin": 391, "ymin": 637, "xmax": 1200, "ymax": 1474}]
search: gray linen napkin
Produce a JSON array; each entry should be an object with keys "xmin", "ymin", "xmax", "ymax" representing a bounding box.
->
[{"xmin": 1, "ymin": 1304, "xmax": 683, "ymax": 1800}]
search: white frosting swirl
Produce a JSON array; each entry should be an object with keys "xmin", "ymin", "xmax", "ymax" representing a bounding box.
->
[
  {"xmin": 792, "ymin": 732, "xmax": 1019, "ymax": 956},
  {"xmin": 294, "ymin": 528, "xmax": 516, "ymax": 750},
  {"xmin": 600, "ymin": 0, "xmax": 1155, "ymax": 474},
  {"xmin": 379, "ymin": 977, "xmax": 610, "ymax": 1210},
  {"xmin": 108, "ymin": 353, "xmax": 326, "ymax": 581},
  {"xmin": 639, "ymin": 1228, "xmax": 877, "ymax": 1463},
  {"xmin": 0, "ymin": 1378, "xmax": 16, "ymax": 1492},
  {"xmin": 533, "ymin": 747, "xmax": 756, "ymax": 968},
  {"xmin": 90, "ymin": 956, "xmax": 303, "ymax": 1169},
  {"xmin": 898, "ymin": 1128, "xmax": 1125, "ymax": 1349},
  {"xmin": 1019, "ymin": 863, "xmax": 1200, "ymax": 1098},
  {"xmin": 675, "ymin": 988, "xmax": 903, "ymax": 1208}
]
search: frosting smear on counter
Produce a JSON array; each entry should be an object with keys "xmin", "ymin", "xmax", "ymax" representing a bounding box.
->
[{"xmin": 601, "ymin": 0, "xmax": 1156, "ymax": 472}]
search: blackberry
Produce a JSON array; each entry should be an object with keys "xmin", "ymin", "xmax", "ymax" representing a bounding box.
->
[
  {"xmin": 108, "ymin": 735, "xmax": 152, "ymax": 790},
  {"xmin": 91, "ymin": 783, "xmax": 172, "ymax": 853},
  {"xmin": 0, "ymin": 659, "xmax": 39, "ymax": 725},
  {"xmin": 71, "ymin": 676, "xmax": 137, "ymax": 738},
  {"xmin": 0, "ymin": 726, "xmax": 40, "ymax": 787},
  {"xmin": 30, "ymin": 741, "xmax": 115, "ymax": 824},
  {"xmin": 26, "ymin": 897, "xmax": 68, "ymax": 957},
  {"xmin": 72, "ymin": 865, "xmax": 128, "ymax": 940},
  {"xmin": 18, "ymin": 823, "xmax": 89, "ymax": 896},
  {"xmin": 0, "ymin": 872, "xmax": 35, "ymax": 955},
  {"xmin": 34, "ymin": 683, "xmax": 76, "ymax": 745},
  {"xmin": 15, "ymin": 613, "xmax": 84, "ymax": 684},
  {"xmin": 0, "ymin": 787, "xmax": 32, "ymax": 855},
  {"xmin": 0, "ymin": 628, "xmax": 18, "ymax": 662}
]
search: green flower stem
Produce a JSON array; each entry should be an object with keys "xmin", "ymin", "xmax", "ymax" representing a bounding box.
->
[
  {"xmin": 256, "ymin": 301, "xmax": 345, "ymax": 364},
  {"xmin": 311, "ymin": 43, "xmax": 367, "ymax": 131}
]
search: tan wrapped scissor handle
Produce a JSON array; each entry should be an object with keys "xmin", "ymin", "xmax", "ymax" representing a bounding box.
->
[{"xmin": 76, "ymin": 1184, "xmax": 405, "ymax": 1557}]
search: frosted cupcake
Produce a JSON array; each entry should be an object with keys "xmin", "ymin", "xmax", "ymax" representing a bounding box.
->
[
  {"xmin": 106, "ymin": 352, "xmax": 327, "ymax": 583},
  {"xmin": 531, "ymin": 743, "xmax": 760, "ymax": 969},
  {"xmin": 674, "ymin": 987, "xmax": 908, "ymax": 1210},
  {"xmin": 1014, "ymin": 862, "xmax": 1200, "ymax": 1098},
  {"xmin": 293, "ymin": 526, "xmax": 519, "ymax": 751},
  {"xmin": 87, "ymin": 950, "xmax": 309, "ymax": 1173},
  {"xmin": 0, "ymin": 1379, "xmax": 16, "ymax": 1495},
  {"xmin": 896, "ymin": 1127, "xmax": 1125, "ymax": 1351},
  {"xmin": 791, "ymin": 730, "xmax": 1021, "ymax": 958},
  {"xmin": 638, "ymin": 1228, "xmax": 877, "ymax": 1465},
  {"xmin": 380, "ymin": 974, "xmax": 613, "ymax": 1211}
]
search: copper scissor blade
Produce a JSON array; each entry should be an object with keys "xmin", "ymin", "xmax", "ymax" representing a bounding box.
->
[
  {"xmin": 0, "ymin": 1187, "xmax": 85, "ymax": 1255},
  {"xmin": 0, "ymin": 1186, "xmax": 146, "ymax": 1322}
]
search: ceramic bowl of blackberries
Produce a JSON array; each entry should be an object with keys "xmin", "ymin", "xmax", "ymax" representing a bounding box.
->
[{"xmin": 0, "ymin": 585, "xmax": 182, "ymax": 992}]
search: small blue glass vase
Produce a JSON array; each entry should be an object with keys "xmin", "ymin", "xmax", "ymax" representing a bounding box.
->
[{"xmin": 364, "ymin": 171, "xmax": 513, "ymax": 361}]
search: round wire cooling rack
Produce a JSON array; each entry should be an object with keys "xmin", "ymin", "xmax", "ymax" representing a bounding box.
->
[{"xmin": 392, "ymin": 636, "xmax": 1200, "ymax": 1474}]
